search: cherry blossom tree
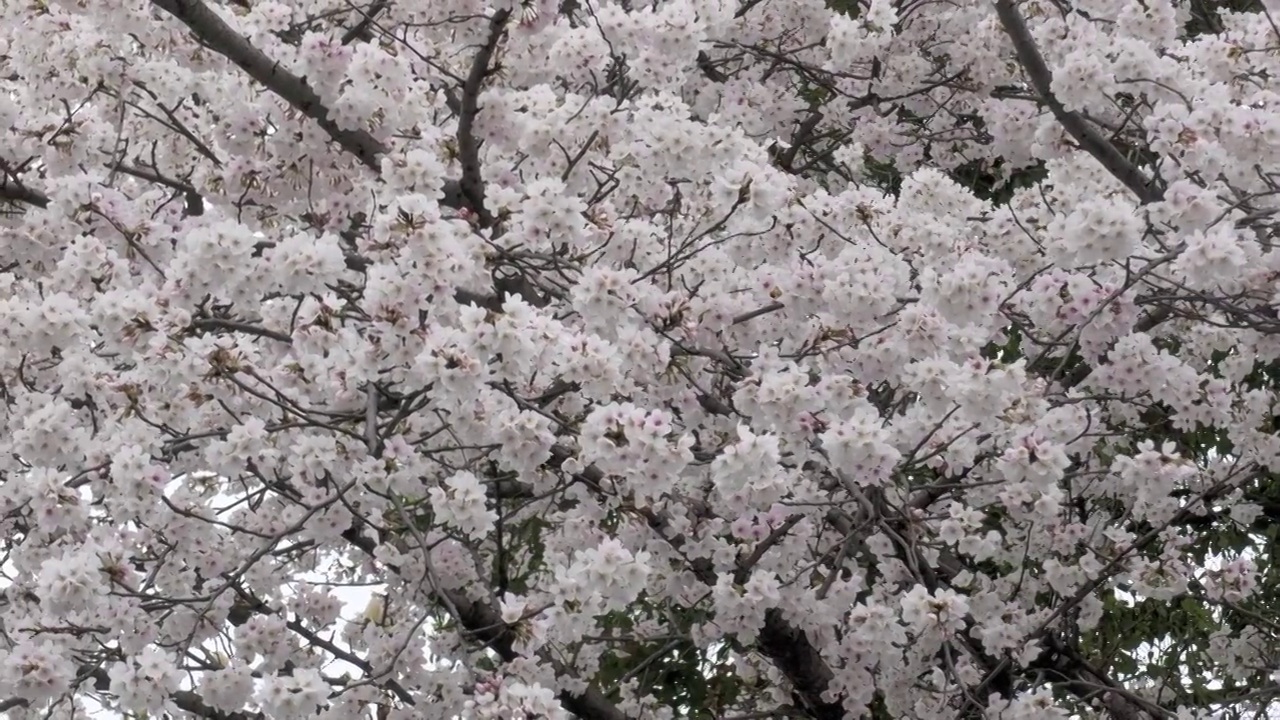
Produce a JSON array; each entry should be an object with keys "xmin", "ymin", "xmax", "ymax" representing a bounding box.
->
[{"xmin": 2, "ymin": 0, "xmax": 1280, "ymax": 718}]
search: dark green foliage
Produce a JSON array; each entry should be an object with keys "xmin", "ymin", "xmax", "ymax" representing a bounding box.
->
[
  {"xmin": 950, "ymin": 159, "xmax": 1049, "ymax": 205},
  {"xmin": 1186, "ymin": 0, "xmax": 1266, "ymax": 36},
  {"xmin": 589, "ymin": 605, "xmax": 740, "ymax": 717}
]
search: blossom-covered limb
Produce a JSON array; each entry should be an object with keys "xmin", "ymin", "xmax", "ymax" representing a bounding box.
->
[
  {"xmin": 993, "ymin": 0, "xmax": 1164, "ymax": 205},
  {"xmin": 456, "ymin": 9, "xmax": 511, "ymax": 228},
  {"xmin": 338, "ymin": 525, "xmax": 635, "ymax": 720},
  {"xmin": 150, "ymin": 0, "xmax": 387, "ymax": 172}
]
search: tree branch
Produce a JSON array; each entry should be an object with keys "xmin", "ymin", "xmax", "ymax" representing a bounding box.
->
[
  {"xmin": 340, "ymin": 0, "xmax": 389, "ymax": 45},
  {"xmin": 538, "ymin": 447, "xmax": 845, "ymax": 720},
  {"xmin": 993, "ymin": 0, "xmax": 1164, "ymax": 205},
  {"xmin": 3, "ymin": 666, "xmax": 265, "ymax": 720},
  {"xmin": 339, "ymin": 525, "xmax": 633, "ymax": 720},
  {"xmin": 456, "ymin": 9, "xmax": 510, "ymax": 227},
  {"xmin": 151, "ymin": 0, "xmax": 387, "ymax": 172},
  {"xmin": 113, "ymin": 162, "xmax": 205, "ymax": 216},
  {"xmin": 0, "ymin": 180, "xmax": 49, "ymax": 209},
  {"xmin": 149, "ymin": 0, "xmax": 472, "ymax": 212},
  {"xmin": 758, "ymin": 612, "xmax": 845, "ymax": 720}
]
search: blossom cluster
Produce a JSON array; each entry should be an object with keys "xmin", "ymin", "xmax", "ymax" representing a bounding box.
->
[{"xmin": 2, "ymin": 0, "xmax": 1279, "ymax": 718}]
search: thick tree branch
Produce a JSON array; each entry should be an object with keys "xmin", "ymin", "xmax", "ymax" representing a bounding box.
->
[
  {"xmin": 456, "ymin": 9, "xmax": 510, "ymax": 227},
  {"xmin": 223, "ymin": 586, "xmax": 418, "ymax": 707},
  {"xmin": 339, "ymin": 525, "xmax": 633, "ymax": 720},
  {"xmin": 148, "ymin": 0, "xmax": 472, "ymax": 213},
  {"xmin": 3, "ymin": 666, "xmax": 265, "ymax": 720},
  {"xmin": 994, "ymin": 0, "xmax": 1164, "ymax": 205},
  {"xmin": 114, "ymin": 162, "xmax": 205, "ymax": 216},
  {"xmin": 1045, "ymin": 636, "xmax": 1174, "ymax": 720},
  {"xmin": 340, "ymin": 0, "xmax": 389, "ymax": 45},
  {"xmin": 151, "ymin": 0, "xmax": 386, "ymax": 171},
  {"xmin": 88, "ymin": 666, "xmax": 268, "ymax": 720},
  {"xmin": 696, "ymin": 50, "xmax": 729, "ymax": 82},
  {"xmin": 538, "ymin": 447, "xmax": 845, "ymax": 720},
  {"xmin": 169, "ymin": 686, "xmax": 266, "ymax": 720},
  {"xmin": 0, "ymin": 180, "xmax": 49, "ymax": 209},
  {"xmin": 1, "ymin": 163, "xmax": 203, "ymax": 216},
  {"xmin": 758, "ymin": 612, "xmax": 845, "ymax": 720}
]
